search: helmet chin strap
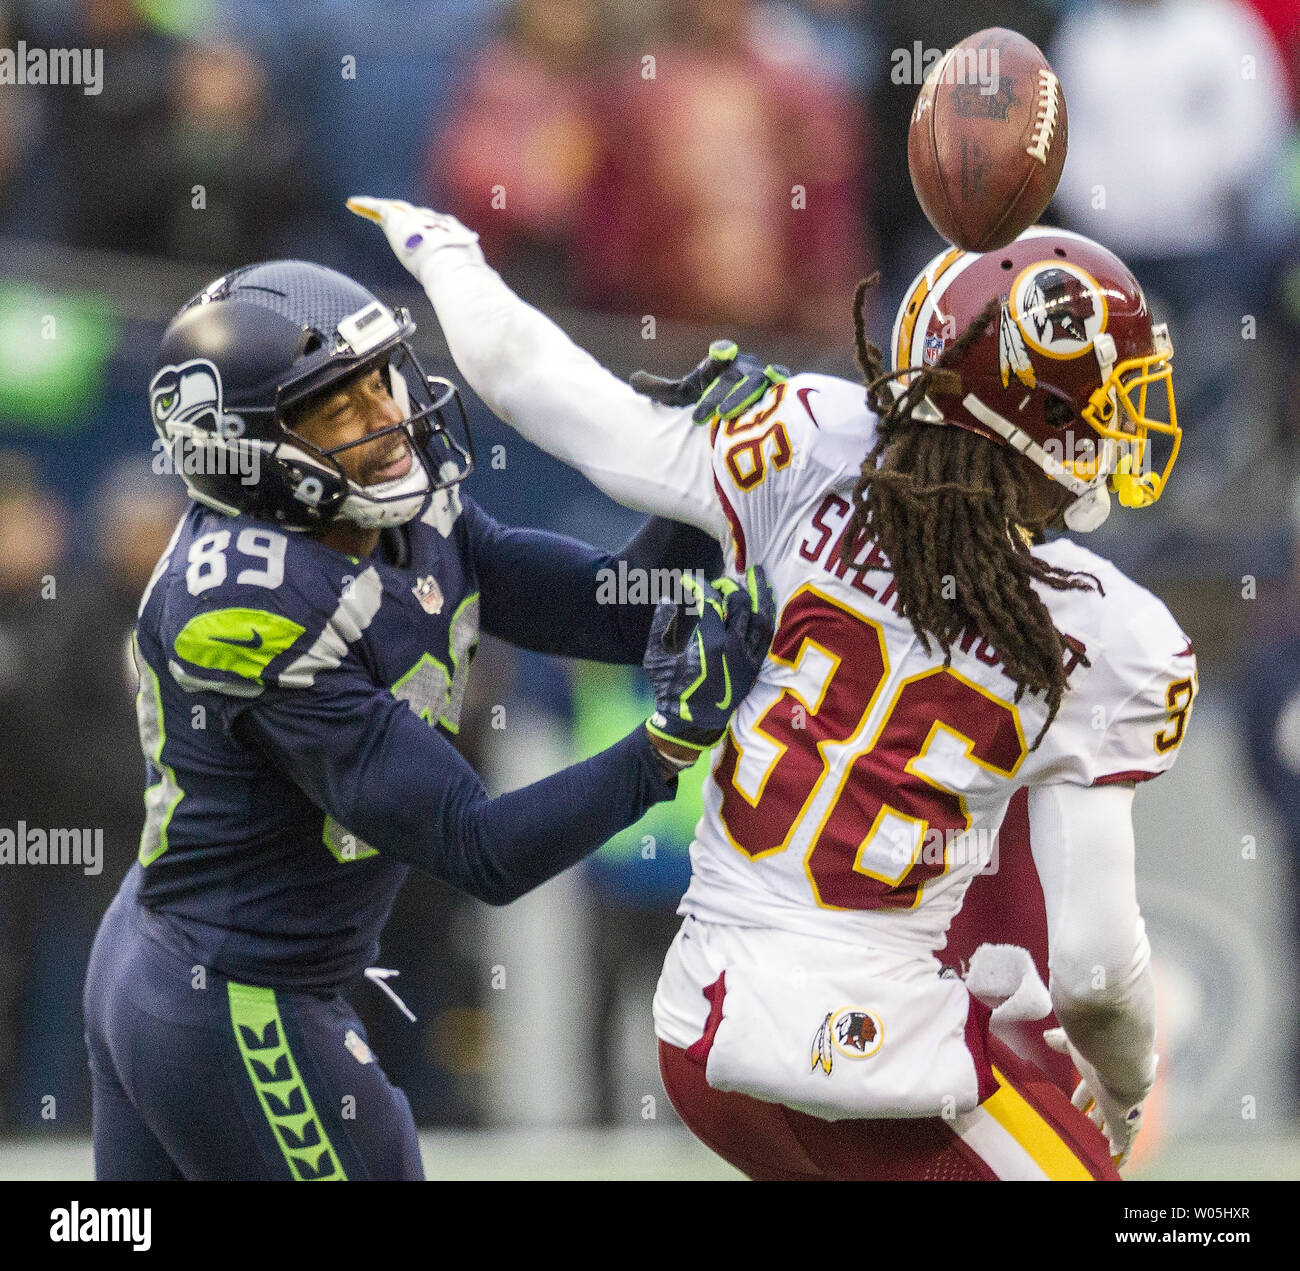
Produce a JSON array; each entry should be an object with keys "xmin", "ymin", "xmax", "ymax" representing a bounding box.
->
[
  {"xmin": 1062, "ymin": 482, "xmax": 1111, "ymax": 532},
  {"xmin": 960, "ymin": 393, "xmax": 1114, "ymax": 533},
  {"xmin": 338, "ymin": 461, "xmax": 431, "ymax": 528}
]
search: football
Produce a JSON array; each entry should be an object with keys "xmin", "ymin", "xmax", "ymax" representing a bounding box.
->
[{"xmin": 907, "ymin": 27, "xmax": 1068, "ymax": 252}]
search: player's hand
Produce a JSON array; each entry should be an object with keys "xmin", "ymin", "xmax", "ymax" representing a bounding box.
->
[
  {"xmin": 644, "ymin": 566, "xmax": 775, "ymax": 759},
  {"xmin": 1044, "ymin": 1026, "xmax": 1156, "ymax": 1169},
  {"xmin": 629, "ymin": 340, "xmax": 790, "ymax": 426},
  {"xmin": 346, "ymin": 196, "xmax": 482, "ymax": 279}
]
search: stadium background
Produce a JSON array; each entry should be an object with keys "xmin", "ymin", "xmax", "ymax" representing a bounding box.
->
[{"xmin": 0, "ymin": 0, "xmax": 1297, "ymax": 1179}]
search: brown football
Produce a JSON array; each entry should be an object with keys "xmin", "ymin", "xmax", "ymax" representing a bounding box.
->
[{"xmin": 907, "ymin": 27, "xmax": 1067, "ymax": 252}]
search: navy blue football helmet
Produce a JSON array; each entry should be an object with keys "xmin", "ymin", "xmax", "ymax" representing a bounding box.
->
[{"xmin": 150, "ymin": 260, "xmax": 474, "ymax": 530}]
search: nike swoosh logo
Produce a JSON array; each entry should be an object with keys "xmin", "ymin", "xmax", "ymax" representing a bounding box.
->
[
  {"xmin": 796, "ymin": 386, "xmax": 820, "ymax": 427},
  {"xmin": 213, "ymin": 630, "xmax": 264, "ymax": 651},
  {"xmin": 716, "ymin": 653, "xmax": 732, "ymax": 712}
]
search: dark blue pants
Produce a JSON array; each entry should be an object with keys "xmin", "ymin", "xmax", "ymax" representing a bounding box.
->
[{"xmin": 83, "ymin": 891, "xmax": 423, "ymax": 1180}]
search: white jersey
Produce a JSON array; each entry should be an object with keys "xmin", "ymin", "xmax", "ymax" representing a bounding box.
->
[
  {"xmin": 678, "ymin": 372, "xmax": 1196, "ymax": 959},
  {"xmin": 418, "ymin": 242, "xmax": 1178, "ymax": 1110}
]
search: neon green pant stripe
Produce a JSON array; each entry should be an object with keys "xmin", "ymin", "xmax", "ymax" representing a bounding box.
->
[{"xmin": 227, "ymin": 981, "xmax": 347, "ymax": 1181}]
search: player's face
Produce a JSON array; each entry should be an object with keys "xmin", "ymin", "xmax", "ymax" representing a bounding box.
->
[{"xmin": 288, "ymin": 363, "xmax": 412, "ymax": 488}]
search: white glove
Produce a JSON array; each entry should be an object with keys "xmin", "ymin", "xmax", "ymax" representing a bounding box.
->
[
  {"xmin": 346, "ymin": 196, "xmax": 483, "ymax": 280},
  {"xmin": 1044, "ymin": 1027, "xmax": 1156, "ymax": 1169}
]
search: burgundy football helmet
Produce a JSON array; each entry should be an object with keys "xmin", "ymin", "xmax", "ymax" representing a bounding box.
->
[{"xmin": 889, "ymin": 227, "xmax": 1179, "ymax": 531}]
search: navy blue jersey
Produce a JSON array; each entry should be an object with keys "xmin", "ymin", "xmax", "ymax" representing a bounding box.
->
[{"xmin": 126, "ymin": 488, "xmax": 712, "ymax": 991}]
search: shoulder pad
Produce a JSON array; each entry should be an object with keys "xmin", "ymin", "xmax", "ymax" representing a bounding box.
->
[{"xmin": 156, "ymin": 513, "xmax": 384, "ymax": 696}]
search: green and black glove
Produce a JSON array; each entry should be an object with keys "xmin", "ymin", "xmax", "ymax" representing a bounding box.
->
[
  {"xmin": 644, "ymin": 567, "xmax": 775, "ymax": 756},
  {"xmin": 630, "ymin": 340, "xmax": 790, "ymax": 425}
]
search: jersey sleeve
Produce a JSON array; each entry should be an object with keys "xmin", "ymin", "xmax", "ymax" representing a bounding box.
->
[
  {"xmin": 155, "ymin": 534, "xmax": 679, "ymax": 903},
  {"xmin": 1029, "ymin": 585, "xmax": 1197, "ymax": 789},
  {"xmin": 158, "ymin": 544, "xmax": 383, "ymax": 702},
  {"xmin": 708, "ymin": 374, "xmax": 829, "ymax": 570},
  {"xmin": 419, "ymin": 244, "xmax": 726, "ymax": 539},
  {"xmin": 1089, "ymin": 632, "xmax": 1197, "ymax": 786},
  {"xmin": 229, "ymin": 660, "xmax": 677, "ymax": 905},
  {"xmin": 464, "ymin": 497, "xmax": 721, "ymax": 665}
]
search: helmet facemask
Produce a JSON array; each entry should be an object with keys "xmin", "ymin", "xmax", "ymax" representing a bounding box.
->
[
  {"xmin": 1081, "ymin": 323, "xmax": 1179, "ymax": 510},
  {"xmin": 937, "ymin": 326, "xmax": 1179, "ymax": 533},
  {"xmin": 274, "ymin": 345, "xmax": 474, "ymax": 530},
  {"xmin": 1034, "ymin": 323, "xmax": 1179, "ymax": 527}
]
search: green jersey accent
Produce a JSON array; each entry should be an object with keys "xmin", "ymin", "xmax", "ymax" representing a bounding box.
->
[
  {"xmin": 228, "ymin": 981, "xmax": 347, "ymax": 1181},
  {"xmin": 322, "ymin": 816, "xmax": 380, "ymax": 864},
  {"xmin": 440, "ymin": 592, "xmax": 480, "ymax": 734},
  {"xmin": 174, "ymin": 607, "xmax": 306, "ymax": 682}
]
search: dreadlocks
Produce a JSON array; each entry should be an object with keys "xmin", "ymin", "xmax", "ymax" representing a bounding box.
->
[{"xmin": 844, "ymin": 275, "xmax": 1100, "ymax": 745}]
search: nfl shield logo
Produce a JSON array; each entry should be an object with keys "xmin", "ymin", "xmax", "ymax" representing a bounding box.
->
[
  {"xmin": 412, "ymin": 574, "xmax": 444, "ymax": 615},
  {"xmin": 923, "ymin": 332, "xmax": 944, "ymax": 366}
]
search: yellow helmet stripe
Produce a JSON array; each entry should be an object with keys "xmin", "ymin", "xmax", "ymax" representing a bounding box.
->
[{"xmin": 894, "ymin": 245, "xmax": 965, "ymax": 372}]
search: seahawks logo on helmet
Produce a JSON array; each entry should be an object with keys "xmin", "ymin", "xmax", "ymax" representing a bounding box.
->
[
  {"xmin": 150, "ymin": 358, "xmax": 244, "ymax": 441},
  {"xmin": 1011, "ymin": 262, "xmax": 1108, "ymax": 360}
]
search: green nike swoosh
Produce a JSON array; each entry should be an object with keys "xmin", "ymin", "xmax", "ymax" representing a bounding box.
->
[
  {"xmin": 715, "ymin": 653, "xmax": 732, "ymax": 712},
  {"xmin": 213, "ymin": 630, "xmax": 264, "ymax": 650}
]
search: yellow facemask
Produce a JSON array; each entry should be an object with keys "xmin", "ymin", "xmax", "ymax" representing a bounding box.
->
[{"xmin": 1080, "ymin": 323, "xmax": 1180, "ymax": 508}]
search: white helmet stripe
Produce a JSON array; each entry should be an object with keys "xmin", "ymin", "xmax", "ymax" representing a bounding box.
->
[{"xmin": 907, "ymin": 250, "xmax": 988, "ymax": 370}]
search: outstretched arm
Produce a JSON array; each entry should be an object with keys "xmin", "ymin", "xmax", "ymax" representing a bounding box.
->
[
  {"xmin": 466, "ymin": 497, "xmax": 722, "ymax": 664},
  {"xmin": 227, "ymin": 567, "xmax": 773, "ymax": 903},
  {"xmin": 233, "ymin": 680, "xmax": 677, "ymax": 905},
  {"xmin": 348, "ymin": 197, "xmax": 726, "ymax": 538}
]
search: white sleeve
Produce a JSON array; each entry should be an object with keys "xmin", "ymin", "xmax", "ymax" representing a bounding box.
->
[
  {"xmin": 1027, "ymin": 781, "xmax": 1157, "ymax": 1102},
  {"xmin": 416, "ymin": 246, "xmax": 726, "ymax": 540},
  {"xmin": 1021, "ymin": 580, "xmax": 1197, "ymax": 790},
  {"xmin": 1090, "ymin": 640, "xmax": 1197, "ymax": 787},
  {"xmin": 706, "ymin": 373, "xmax": 867, "ymax": 570}
]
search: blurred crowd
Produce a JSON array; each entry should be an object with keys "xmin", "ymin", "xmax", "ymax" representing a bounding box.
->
[{"xmin": 1, "ymin": 0, "xmax": 1300, "ymax": 1133}]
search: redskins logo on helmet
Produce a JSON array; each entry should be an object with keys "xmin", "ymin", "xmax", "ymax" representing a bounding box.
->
[
  {"xmin": 891, "ymin": 227, "xmax": 1180, "ymax": 532},
  {"xmin": 1012, "ymin": 262, "xmax": 1108, "ymax": 358}
]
